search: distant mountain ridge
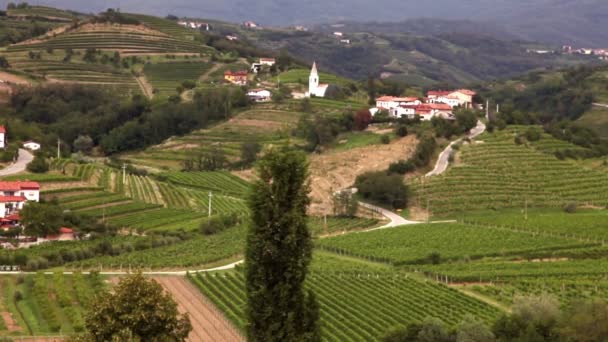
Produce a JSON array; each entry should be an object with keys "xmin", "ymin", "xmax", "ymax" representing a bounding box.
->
[{"xmin": 9, "ymin": 0, "xmax": 607, "ymax": 47}]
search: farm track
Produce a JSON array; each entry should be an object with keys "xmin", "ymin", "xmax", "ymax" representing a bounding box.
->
[
  {"xmin": 135, "ymin": 75, "xmax": 154, "ymax": 99},
  {"xmin": 153, "ymin": 276, "xmax": 244, "ymax": 342}
]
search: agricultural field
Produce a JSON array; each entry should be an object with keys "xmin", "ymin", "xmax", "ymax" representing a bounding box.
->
[
  {"xmin": 7, "ymin": 6, "xmax": 81, "ymax": 21},
  {"xmin": 316, "ymin": 223, "xmax": 595, "ymax": 265},
  {"xmin": 0, "ymin": 273, "xmax": 103, "ymax": 337},
  {"xmin": 143, "ymin": 61, "xmax": 212, "ymax": 97},
  {"xmin": 162, "ymin": 171, "xmax": 251, "ymax": 197},
  {"xmin": 411, "ymin": 128, "xmax": 608, "ymax": 216},
  {"xmin": 278, "ymin": 68, "xmax": 353, "ymax": 86},
  {"xmin": 189, "ymin": 265, "xmax": 500, "ymax": 341},
  {"xmin": 123, "ymin": 104, "xmax": 305, "ymax": 169}
]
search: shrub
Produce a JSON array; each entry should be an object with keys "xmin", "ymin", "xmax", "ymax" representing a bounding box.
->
[
  {"xmin": 395, "ymin": 125, "xmax": 408, "ymax": 137},
  {"xmin": 388, "ymin": 160, "xmax": 415, "ymax": 174},
  {"xmin": 13, "ymin": 290, "xmax": 22, "ymax": 302},
  {"xmin": 514, "ymin": 135, "xmax": 523, "ymax": 145},
  {"xmin": 563, "ymin": 202, "xmax": 577, "ymax": 213},
  {"xmin": 525, "ymin": 127, "xmax": 542, "ymax": 142},
  {"xmin": 27, "ymin": 153, "xmax": 49, "ymax": 173},
  {"xmin": 355, "ymin": 171, "xmax": 408, "ymax": 209},
  {"xmin": 428, "ymin": 252, "xmax": 441, "ymax": 265},
  {"xmin": 380, "ymin": 135, "xmax": 391, "ymax": 144}
]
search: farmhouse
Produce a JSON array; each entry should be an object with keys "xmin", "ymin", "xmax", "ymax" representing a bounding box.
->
[
  {"xmin": 225, "ymin": 35, "xmax": 238, "ymax": 41},
  {"xmin": 0, "ymin": 181, "xmax": 40, "ymax": 219},
  {"xmin": 177, "ymin": 21, "xmax": 210, "ymax": 30},
  {"xmin": 243, "ymin": 21, "xmax": 258, "ymax": 28},
  {"xmin": 427, "ymin": 89, "xmax": 477, "ymax": 108},
  {"xmin": 376, "ymin": 96, "xmax": 420, "ymax": 110},
  {"xmin": 23, "ymin": 141, "xmax": 40, "ymax": 150},
  {"xmin": 224, "ymin": 70, "xmax": 248, "ymax": 86},
  {"xmin": 0, "ymin": 125, "xmax": 5, "ymax": 149},
  {"xmin": 259, "ymin": 58, "xmax": 276, "ymax": 66},
  {"xmin": 247, "ymin": 89, "xmax": 272, "ymax": 102},
  {"xmin": 305, "ymin": 62, "xmax": 329, "ymax": 98}
]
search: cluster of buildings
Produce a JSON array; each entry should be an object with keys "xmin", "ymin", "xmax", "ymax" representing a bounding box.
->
[
  {"xmin": 177, "ymin": 20, "xmax": 210, "ymax": 31},
  {"xmin": 562, "ymin": 46, "xmax": 608, "ymax": 60},
  {"xmin": 372, "ymin": 89, "xmax": 477, "ymax": 120}
]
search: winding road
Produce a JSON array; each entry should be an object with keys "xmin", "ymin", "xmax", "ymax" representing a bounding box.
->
[
  {"xmin": 0, "ymin": 149, "xmax": 33, "ymax": 177},
  {"xmin": 425, "ymin": 120, "xmax": 486, "ymax": 177}
]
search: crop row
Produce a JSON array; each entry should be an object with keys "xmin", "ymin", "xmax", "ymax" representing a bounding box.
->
[
  {"xmin": 162, "ymin": 171, "xmax": 251, "ymax": 197},
  {"xmin": 189, "ymin": 270, "xmax": 500, "ymax": 341}
]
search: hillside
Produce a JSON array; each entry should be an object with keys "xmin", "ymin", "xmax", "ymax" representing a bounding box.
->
[
  {"xmin": 33, "ymin": 0, "xmax": 608, "ymax": 47},
  {"xmin": 223, "ymin": 22, "xmax": 592, "ymax": 86}
]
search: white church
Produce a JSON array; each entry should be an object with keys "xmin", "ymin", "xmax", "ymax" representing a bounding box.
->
[{"xmin": 305, "ymin": 62, "xmax": 328, "ymax": 98}]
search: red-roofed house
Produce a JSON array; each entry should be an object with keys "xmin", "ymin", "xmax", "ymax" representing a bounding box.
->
[
  {"xmin": 427, "ymin": 90, "xmax": 452, "ymax": 100},
  {"xmin": 259, "ymin": 58, "xmax": 276, "ymax": 66},
  {"xmin": 0, "ymin": 181, "xmax": 40, "ymax": 218},
  {"xmin": 0, "ymin": 125, "xmax": 5, "ymax": 149},
  {"xmin": 450, "ymin": 89, "xmax": 477, "ymax": 108},
  {"xmin": 376, "ymin": 96, "xmax": 421, "ymax": 110},
  {"xmin": 224, "ymin": 70, "xmax": 248, "ymax": 86},
  {"xmin": 43, "ymin": 227, "xmax": 76, "ymax": 242}
]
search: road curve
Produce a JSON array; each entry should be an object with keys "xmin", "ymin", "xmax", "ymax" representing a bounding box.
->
[
  {"xmin": 425, "ymin": 120, "xmax": 486, "ymax": 177},
  {"xmin": 593, "ymin": 103, "xmax": 608, "ymax": 108},
  {"xmin": 359, "ymin": 202, "xmax": 419, "ymax": 230},
  {"xmin": 0, "ymin": 149, "xmax": 34, "ymax": 177}
]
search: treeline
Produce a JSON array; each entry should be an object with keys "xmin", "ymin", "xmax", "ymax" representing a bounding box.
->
[
  {"xmin": 383, "ymin": 294, "xmax": 608, "ymax": 342},
  {"xmin": 9, "ymin": 84, "xmax": 249, "ymax": 155}
]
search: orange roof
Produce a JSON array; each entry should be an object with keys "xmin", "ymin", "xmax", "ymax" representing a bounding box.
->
[
  {"xmin": 0, "ymin": 181, "xmax": 40, "ymax": 191},
  {"xmin": 376, "ymin": 96, "xmax": 396, "ymax": 101},
  {"xmin": 454, "ymin": 89, "xmax": 477, "ymax": 96},
  {"xmin": 393, "ymin": 97, "xmax": 418, "ymax": 102},
  {"xmin": 429, "ymin": 103, "xmax": 452, "ymax": 110},
  {"xmin": 59, "ymin": 227, "xmax": 74, "ymax": 234},
  {"xmin": 427, "ymin": 90, "xmax": 452, "ymax": 97},
  {"xmin": 224, "ymin": 70, "xmax": 248, "ymax": 76},
  {"xmin": 0, "ymin": 196, "xmax": 26, "ymax": 203},
  {"xmin": 0, "ymin": 126, "xmax": 5, "ymax": 134}
]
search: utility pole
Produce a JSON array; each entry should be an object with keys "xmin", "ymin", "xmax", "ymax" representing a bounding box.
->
[
  {"xmin": 486, "ymin": 99, "xmax": 490, "ymax": 120},
  {"xmin": 208, "ymin": 191, "xmax": 213, "ymax": 217},
  {"xmin": 496, "ymin": 104, "xmax": 500, "ymax": 113},
  {"xmin": 57, "ymin": 138, "xmax": 60, "ymax": 159}
]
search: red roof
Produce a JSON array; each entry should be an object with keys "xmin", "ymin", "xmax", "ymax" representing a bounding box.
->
[
  {"xmin": 429, "ymin": 103, "xmax": 452, "ymax": 110},
  {"xmin": 224, "ymin": 70, "xmax": 248, "ymax": 76},
  {"xmin": 427, "ymin": 90, "xmax": 452, "ymax": 97},
  {"xmin": 5, "ymin": 214, "xmax": 20, "ymax": 221},
  {"xmin": 0, "ymin": 126, "xmax": 5, "ymax": 134},
  {"xmin": 455, "ymin": 89, "xmax": 477, "ymax": 96},
  {"xmin": 0, "ymin": 181, "xmax": 40, "ymax": 191},
  {"xmin": 376, "ymin": 96, "xmax": 396, "ymax": 101},
  {"xmin": 59, "ymin": 227, "xmax": 74, "ymax": 234},
  {"xmin": 0, "ymin": 196, "xmax": 26, "ymax": 203}
]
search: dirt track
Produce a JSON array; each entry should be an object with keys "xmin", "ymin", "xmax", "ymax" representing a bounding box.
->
[{"xmin": 154, "ymin": 276, "xmax": 244, "ymax": 342}]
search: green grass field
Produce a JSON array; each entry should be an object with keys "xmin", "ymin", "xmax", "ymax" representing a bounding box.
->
[{"xmin": 144, "ymin": 61, "xmax": 212, "ymax": 97}]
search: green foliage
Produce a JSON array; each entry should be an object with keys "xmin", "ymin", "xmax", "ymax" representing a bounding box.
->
[
  {"xmin": 26, "ymin": 153, "xmax": 49, "ymax": 173},
  {"xmin": 81, "ymin": 273, "xmax": 191, "ymax": 341},
  {"xmin": 21, "ymin": 201, "xmax": 63, "ymax": 237},
  {"xmin": 332, "ymin": 190, "xmax": 359, "ymax": 218},
  {"xmin": 389, "ymin": 160, "xmax": 416, "ymax": 174},
  {"xmin": 240, "ymin": 141, "xmax": 261, "ymax": 167},
  {"xmin": 355, "ymin": 171, "xmax": 408, "ymax": 209},
  {"xmin": 0, "ymin": 56, "xmax": 9, "ymax": 68},
  {"xmin": 245, "ymin": 148, "xmax": 319, "ymax": 341}
]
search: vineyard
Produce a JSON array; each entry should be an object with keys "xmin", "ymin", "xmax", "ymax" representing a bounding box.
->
[
  {"xmin": 0, "ymin": 273, "xmax": 103, "ymax": 336},
  {"xmin": 7, "ymin": 6, "xmax": 80, "ymax": 20},
  {"xmin": 143, "ymin": 61, "xmax": 212, "ymax": 97},
  {"xmin": 411, "ymin": 129, "xmax": 608, "ymax": 216},
  {"xmin": 124, "ymin": 106, "xmax": 304, "ymax": 169},
  {"xmin": 316, "ymin": 223, "xmax": 594, "ymax": 265},
  {"xmin": 189, "ymin": 268, "xmax": 500, "ymax": 341}
]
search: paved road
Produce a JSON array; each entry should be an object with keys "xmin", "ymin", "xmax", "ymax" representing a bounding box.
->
[
  {"xmin": 0, "ymin": 149, "xmax": 33, "ymax": 177},
  {"xmin": 425, "ymin": 120, "xmax": 486, "ymax": 177},
  {"xmin": 593, "ymin": 103, "xmax": 608, "ymax": 108},
  {"xmin": 359, "ymin": 202, "xmax": 419, "ymax": 230}
]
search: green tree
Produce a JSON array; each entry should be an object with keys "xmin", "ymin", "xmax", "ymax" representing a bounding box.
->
[
  {"xmin": 355, "ymin": 171, "xmax": 408, "ymax": 209},
  {"xmin": 21, "ymin": 202, "xmax": 63, "ymax": 237},
  {"xmin": 0, "ymin": 56, "xmax": 9, "ymax": 68},
  {"xmin": 559, "ymin": 299, "xmax": 608, "ymax": 342},
  {"xmin": 241, "ymin": 140, "xmax": 261, "ymax": 167},
  {"xmin": 456, "ymin": 315, "xmax": 495, "ymax": 342},
  {"xmin": 73, "ymin": 135, "xmax": 94, "ymax": 154},
  {"xmin": 245, "ymin": 148, "xmax": 320, "ymax": 342},
  {"xmin": 333, "ymin": 190, "xmax": 359, "ymax": 217},
  {"xmin": 78, "ymin": 273, "xmax": 191, "ymax": 341},
  {"xmin": 26, "ymin": 153, "xmax": 49, "ymax": 173}
]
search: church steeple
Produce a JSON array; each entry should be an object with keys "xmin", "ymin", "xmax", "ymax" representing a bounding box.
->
[{"xmin": 309, "ymin": 61, "xmax": 319, "ymax": 96}]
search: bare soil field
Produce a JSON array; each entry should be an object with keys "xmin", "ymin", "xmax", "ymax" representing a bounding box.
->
[
  {"xmin": 309, "ymin": 135, "xmax": 418, "ymax": 215},
  {"xmin": 154, "ymin": 276, "xmax": 244, "ymax": 342}
]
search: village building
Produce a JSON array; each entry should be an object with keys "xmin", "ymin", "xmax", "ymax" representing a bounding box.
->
[
  {"xmin": 177, "ymin": 21, "xmax": 210, "ymax": 30},
  {"xmin": 333, "ymin": 32, "xmax": 343, "ymax": 37},
  {"xmin": 0, "ymin": 181, "xmax": 40, "ymax": 219},
  {"xmin": 0, "ymin": 125, "xmax": 5, "ymax": 149},
  {"xmin": 225, "ymin": 35, "xmax": 238, "ymax": 41},
  {"xmin": 376, "ymin": 96, "xmax": 421, "ymax": 110},
  {"xmin": 427, "ymin": 89, "xmax": 477, "ymax": 109},
  {"xmin": 259, "ymin": 58, "xmax": 276, "ymax": 66},
  {"xmin": 23, "ymin": 141, "xmax": 40, "ymax": 151},
  {"xmin": 42, "ymin": 227, "xmax": 76, "ymax": 242},
  {"xmin": 224, "ymin": 70, "xmax": 248, "ymax": 86},
  {"xmin": 340, "ymin": 39, "xmax": 351, "ymax": 45},
  {"xmin": 305, "ymin": 62, "xmax": 328, "ymax": 98},
  {"xmin": 247, "ymin": 89, "xmax": 272, "ymax": 102},
  {"xmin": 243, "ymin": 21, "xmax": 258, "ymax": 28}
]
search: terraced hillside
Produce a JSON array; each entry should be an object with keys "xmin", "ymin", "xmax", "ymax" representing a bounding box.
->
[
  {"xmin": 123, "ymin": 104, "xmax": 307, "ymax": 169},
  {"xmin": 7, "ymin": 6, "xmax": 81, "ymax": 21},
  {"xmin": 7, "ymin": 24, "xmax": 210, "ymax": 54},
  {"xmin": 144, "ymin": 61, "xmax": 213, "ymax": 96},
  {"xmin": 412, "ymin": 127, "xmax": 608, "ymax": 216}
]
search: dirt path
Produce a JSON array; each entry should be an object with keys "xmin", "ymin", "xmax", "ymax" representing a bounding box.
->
[
  {"xmin": 0, "ymin": 149, "xmax": 33, "ymax": 176},
  {"xmin": 309, "ymin": 135, "xmax": 417, "ymax": 215},
  {"xmin": 1, "ymin": 311, "xmax": 20, "ymax": 332},
  {"xmin": 135, "ymin": 75, "xmax": 154, "ymax": 99},
  {"xmin": 450, "ymin": 286, "xmax": 511, "ymax": 313},
  {"xmin": 0, "ymin": 71, "xmax": 30, "ymax": 85},
  {"xmin": 199, "ymin": 63, "xmax": 222, "ymax": 82},
  {"xmin": 154, "ymin": 276, "xmax": 244, "ymax": 342}
]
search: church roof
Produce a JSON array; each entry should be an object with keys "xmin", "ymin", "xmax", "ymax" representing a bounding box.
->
[{"xmin": 311, "ymin": 61, "xmax": 318, "ymax": 75}]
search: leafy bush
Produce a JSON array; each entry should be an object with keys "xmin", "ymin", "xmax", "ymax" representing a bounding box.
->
[
  {"xmin": 563, "ymin": 202, "xmax": 577, "ymax": 213},
  {"xmin": 388, "ymin": 160, "xmax": 415, "ymax": 174},
  {"xmin": 26, "ymin": 153, "xmax": 49, "ymax": 173},
  {"xmin": 525, "ymin": 127, "xmax": 542, "ymax": 141},
  {"xmin": 355, "ymin": 171, "xmax": 408, "ymax": 209},
  {"xmin": 380, "ymin": 135, "xmax": 391, "ymax": 144},
  {"xmin": 395, "ymin": 125, "xmax": 408, "ymax": 137}
]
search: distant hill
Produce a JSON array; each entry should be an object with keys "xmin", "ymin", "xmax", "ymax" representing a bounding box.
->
[{"xmin": 19, "ymin": 0, "xmax": 608, "ymax": 47}]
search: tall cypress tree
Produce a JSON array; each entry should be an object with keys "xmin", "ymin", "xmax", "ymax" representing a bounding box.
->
[{"xmin": 245, "ymin": 147, "xmax": 320, "ymax": 342}]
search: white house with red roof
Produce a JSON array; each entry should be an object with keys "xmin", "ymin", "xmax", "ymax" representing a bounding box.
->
[
  {"xmin": 376, "ymin": 96, "xmax": 421, "ymax": 110},
  {"xmin": 247, "ymin": 89, "xmax": 272, "ymax": 102},
  {"xmin": 427, "ymin": 89, "xmax": 477, "ymax": 108},
  {"xmin": 306, "ymin": 62, "xmax": 328, "ymax": 98},
  {"xmin": 259, "ymin": 58, "xmax": 276, "ymax": 66},
  {"xmin": 0, "ymin": 181, "xmax": 40, "ymax": 218},
  {"xmin": 0, "ymin": 125, "xmax": 6, "ymax": 149},
  {"xmin": 23, "ymin": 141, "xmax": 40, "ymax": 151}
]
